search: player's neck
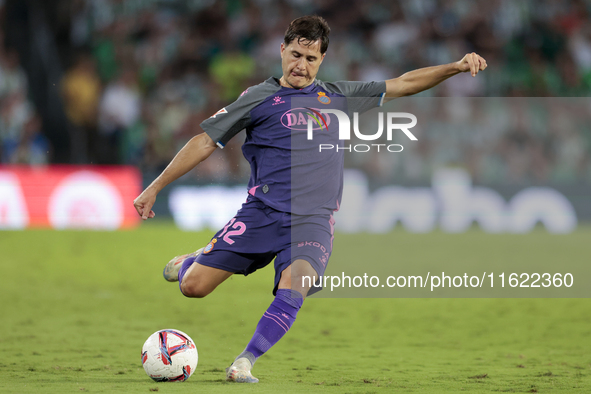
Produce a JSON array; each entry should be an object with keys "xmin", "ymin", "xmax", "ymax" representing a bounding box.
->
[{"xmin": 279, "ymin": 76, "xmax": 314, "ymax": 90}]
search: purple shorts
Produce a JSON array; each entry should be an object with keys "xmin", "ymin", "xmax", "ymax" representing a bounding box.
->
[{"xmin": 195, "ymin": 196, "xmax": 334, "ymax": 294}]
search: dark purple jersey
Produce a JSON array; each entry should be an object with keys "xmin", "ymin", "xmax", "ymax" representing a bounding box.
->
[{"xmin": 200, "ymin": 77, "xmax": 386, "ymax": 215}]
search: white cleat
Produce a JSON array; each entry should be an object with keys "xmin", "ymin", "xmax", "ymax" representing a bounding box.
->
[
  {"xmin": 162, "ymin": 247, "xmax": 204, "ymax": 282},
  {"xmin": 226, "ymin": 358, "xmax": 259, "ymax": 383}
]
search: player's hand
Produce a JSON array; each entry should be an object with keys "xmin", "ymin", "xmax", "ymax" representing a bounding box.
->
[
  {"xmin": 133, "ymin": 188, "xmax": 157, "ymax": 220},
  {"xmin": 457, "ymin": 52, "xmax": 487, "ymax": 77}
]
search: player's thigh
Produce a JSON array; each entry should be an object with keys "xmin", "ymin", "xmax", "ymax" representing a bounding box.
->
[{"xmin": 181, "ymin": 262, "xmax": 233, "ymax": 298}]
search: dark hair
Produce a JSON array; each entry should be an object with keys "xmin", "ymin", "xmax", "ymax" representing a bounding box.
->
[{"xmin": 284, "ymin": 15, "xmax": 330, "ymax": 54}]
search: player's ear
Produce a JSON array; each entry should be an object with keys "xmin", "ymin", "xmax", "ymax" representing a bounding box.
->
[{"xmin": 280, "ymin": 42, "xmax": 285, "ymax": 59}]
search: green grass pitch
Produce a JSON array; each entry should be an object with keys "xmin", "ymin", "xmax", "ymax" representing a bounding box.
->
[{"xmin": 1, "ymin": 224, "xmax": 590, "ymax": 393}]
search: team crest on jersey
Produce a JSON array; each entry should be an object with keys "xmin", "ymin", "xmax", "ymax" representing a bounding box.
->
[
  {"xmin": 203, "ymin": 238, "xmax": 217, "ymax": 254},
  {"xmin": 210, "ymin": 108, "xmax": 228, "ymax": 118},
  {"xmin": 317, "ymin": 92, "xmax": 331, "ymax": 104}
]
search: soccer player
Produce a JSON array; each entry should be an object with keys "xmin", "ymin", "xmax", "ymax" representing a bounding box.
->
[{"xmin": 133, "ymin": 15, "xmax": 486, "ymax": 383}]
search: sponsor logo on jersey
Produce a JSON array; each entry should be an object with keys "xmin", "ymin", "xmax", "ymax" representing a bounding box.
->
[
  {"xmin": 203, "ymin": 238, "xmax": 217, "ymax": 254},
  {"xmin": 317, "ymin": 91, "xmax": 331, "ymax": 104},
  {"xmin": 281, "ymin": 107, "xmax": 331, "ymax": 131},
  {"xmin": 210, "ymin": 108, "xmax": 228, "ymax": 118},
  {"xmin": 297, "ymin": 240, "xmax": 329, "ymax": 266},
  {"xmin": 240, "ymin": 88, "xmax": 249, "ymax": 97}
]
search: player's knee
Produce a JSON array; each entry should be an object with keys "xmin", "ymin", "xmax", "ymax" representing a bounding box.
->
[
  {"xmin": 180, "ymin": 278, "xmax": 211, "ymax": 298},
  {"xmin": 280, "ymin": 262, "xmax": 319, "ymax": 297},
  {"xmin": 291, "ymin": 274, "xmax": 315, "ymax": 295}
]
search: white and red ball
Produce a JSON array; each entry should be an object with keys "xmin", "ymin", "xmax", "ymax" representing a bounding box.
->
[{"xmin": 141, "ymin": 329, "xmax": 198, "ymax": 382}]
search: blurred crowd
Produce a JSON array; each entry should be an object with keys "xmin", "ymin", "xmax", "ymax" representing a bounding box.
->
[
  {"xmin": 1, "ymin": 0, "xmax": 591, "ymax": 184},
  {"xmin": 0, "ymin": 3, "xmax": 51, "ymax": 165},
  {"xmin": 350, "ymin": 98, "xmax": 591, "ymax": 185}
]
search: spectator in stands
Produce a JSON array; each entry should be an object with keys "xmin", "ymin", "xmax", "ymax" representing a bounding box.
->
[
  {"xmin": 3, "ymin": 112, "xmax": 50, "ymax": 165},
  {"xmin": 61, "ymin": 53, "xmax": 102, "ymax": 163},
  {"xmin": 97, "ymin": 66, "xmax": 141, "ymax": 164},
  {"xmin": 0, "ymin": 48, "xmax": 28, "ymax": 98},
  {"xmin": 0, "ymin": 89, "xmax": 34, "ymax": 158}
]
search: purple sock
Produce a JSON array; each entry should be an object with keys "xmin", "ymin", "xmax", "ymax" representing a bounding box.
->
[
  {"xmin": 177, "ymin": 256, "xmax": 197, "ymax": 295},
  {"xmin": 238, "ymin": 289, "xmax": 304, "ymax": 365}
]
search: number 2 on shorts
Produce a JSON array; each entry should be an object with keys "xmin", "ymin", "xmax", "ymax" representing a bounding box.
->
[{"xmin": 219, "ymin": 218, "xmax": 246, "ymax": 245}]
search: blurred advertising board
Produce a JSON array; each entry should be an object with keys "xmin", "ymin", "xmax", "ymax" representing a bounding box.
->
[
  {"xmin": 0, "ymin": 166, "xmax": 141, "ymax": 230},
  {"xmin": 167, "ymin": 168, "xmax": 582, "ymax": 234}
]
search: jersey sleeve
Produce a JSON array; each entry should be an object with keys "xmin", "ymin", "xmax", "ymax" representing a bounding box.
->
[
  {"xmin": 200, "ymin": 86, "xmax": 264, "ymax": 148},
  {"xmin": 319, "ymin": 80, "xmax": 387, "ymax": 114}
]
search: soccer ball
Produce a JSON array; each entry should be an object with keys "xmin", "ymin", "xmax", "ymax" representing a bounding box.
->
[{"xmin": 141, "ymin": 329, "xmax": 198, "ymax": 382}]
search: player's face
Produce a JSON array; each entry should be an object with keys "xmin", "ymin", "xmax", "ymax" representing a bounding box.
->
[{"xmin": 280, "ymin": 39, "xmax": 325, "ymax": 89}]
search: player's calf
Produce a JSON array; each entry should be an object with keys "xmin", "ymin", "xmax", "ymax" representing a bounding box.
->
[
  {"xmin": 226, "ymin": 288, "xmax": 303, "ymax": 382},
  {"xmin": 180, "ymin": 278, "xmax": 214, "ymax": 298},
  {"xmin": 179, "ymin": 262, "xmax": 234, "ymax": 298}
]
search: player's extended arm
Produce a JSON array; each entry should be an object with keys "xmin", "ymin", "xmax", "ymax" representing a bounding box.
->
[
  {"xmin": 133, "ymin": 133, "xmax": 217, "ymax": 220},
  {"xmin": 385, "ymin": 52, "xmax": 487, "ymax": 98}
]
